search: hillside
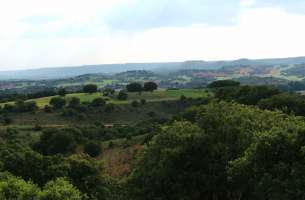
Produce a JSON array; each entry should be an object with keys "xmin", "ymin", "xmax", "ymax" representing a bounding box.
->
[{"xmin": 1, "ymin": 56, "xmax": 305, "ymax": 80}]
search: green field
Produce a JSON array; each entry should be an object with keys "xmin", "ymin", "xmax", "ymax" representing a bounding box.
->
[{"xmin": 1, "ymin": 89, "xmax": 209, "ymax": 108}]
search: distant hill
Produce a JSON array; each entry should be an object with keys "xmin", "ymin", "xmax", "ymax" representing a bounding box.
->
[{"xmin": 1, "ymin": 56, "xmax": 305, "ymax": 80}]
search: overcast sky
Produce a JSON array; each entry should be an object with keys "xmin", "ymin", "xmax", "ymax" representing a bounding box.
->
[{"xmin": 1, "ymin": 0, "xmax": 305, "ymax": 70}]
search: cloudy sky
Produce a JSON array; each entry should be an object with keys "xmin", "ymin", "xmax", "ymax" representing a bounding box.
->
[{"xmin": 1, "ymin": 0, "xmax": 305, "ymax": 70}]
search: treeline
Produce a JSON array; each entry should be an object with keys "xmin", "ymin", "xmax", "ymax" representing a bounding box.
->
[{"xmin": 209, "ymin": 80, "xmax": 305, "ymax": 116}]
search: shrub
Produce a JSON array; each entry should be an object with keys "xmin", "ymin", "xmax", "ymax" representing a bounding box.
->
[
  {"xmin": 84, "ymin": 142, "xmax": 102, "ymax": 157},
  {"xmin": 91, "ymin": 98, "xmax": 106, "ymax": 107},
  {"xmin": 50, "ymin": 97, "xmax": 66, "ymax": 109},
  {"xmin": 117, "ymin": 90, "xmax": 128, "ymax": 100},
  {"xmin": 83, "ymin": 84, "xmax": 98, "ymax": 94},
  {"xmin": 131, "ymin": 100, "xmax": 139, "ymax": 107}
]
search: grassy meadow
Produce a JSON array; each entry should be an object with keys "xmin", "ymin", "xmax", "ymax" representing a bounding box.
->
[{"xmin": 1, "ymin": 89, "xmax": 209, "ymax": 108}]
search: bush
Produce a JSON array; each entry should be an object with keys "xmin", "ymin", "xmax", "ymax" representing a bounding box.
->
[
  {"xmin": 58, "ymin": 88, "xmax": 67, "ymax": 96},
  {"xmin": 44, "ymin": 105, "xmax": 52, "ymax": 113},
  {"xmin": 35, "ymin": 128, "xmax": 79, "ymax": 155},
  {"xmin": 50, "ymin": 97, "xmax": 66, "ymax": 109},
  {"xmin": 68, "ymin": 97, "xmax": 80, "ymax": 108},
  {"xmin": 131, "ymin": 100, "xmax": 139, "ymax": 107},
  {"xmin": 83, "ymin": 84, "xmax": 98, "ymax": 94},
  {"xmin": 91, "ymin": 98, "xmax": 106, "ymax": 107},
  {"xmin": 140, "ymin": 99, "xmax": 146, "ymax": 105},
  {"xmin": 126, "ymin": 83, "xmax": 142, "ymax": 92},
  {"xmin": 104, "ymin": 103, "xmax": 115, "ymax": 112},
  {"xmin": 117, "ymin": 90, "xmax": 128, "ymax": 100},
  {"xmin": 143, "ymin": 82, "xmax": 158, "ymax": 92},
  {"xmin": 84, "ymin": 142, "xmax": 102, "ymax": 157}
]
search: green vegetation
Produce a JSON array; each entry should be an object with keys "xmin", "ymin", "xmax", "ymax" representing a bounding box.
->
[{"xmin": 3, "ymin": 77, "xmax": 305, "ymax": 199}]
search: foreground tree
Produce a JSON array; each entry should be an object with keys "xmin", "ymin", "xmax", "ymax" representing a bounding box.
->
[
  {"xmin": 128, "ymin": 102, "xmax": 305, "ymax": 200},
  {"xmin": 40, "ymin": 178, "xmax": 83, "ymax": 200}
]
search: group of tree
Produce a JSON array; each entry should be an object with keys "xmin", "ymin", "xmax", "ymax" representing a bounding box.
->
[
  {"xmin": 128, "ymin": 101, "xmax": 305, "ymax": 199},
  {"xmin": 126, "ymin": 82, "xmax": 158, "ymax": 93},
  {"xmin": 209, "ymin": 80, "xmax": 305, "ymax": 117}
]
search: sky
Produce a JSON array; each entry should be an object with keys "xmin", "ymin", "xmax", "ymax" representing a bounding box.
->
[{"xmin": 0, "ymin": 0, "xmax": 305, "ymax": 70}]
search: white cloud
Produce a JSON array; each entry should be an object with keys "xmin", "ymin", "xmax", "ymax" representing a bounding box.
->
[{"xmin": 0, "ymin": 1, "xmax": 305, "ymax": 70}]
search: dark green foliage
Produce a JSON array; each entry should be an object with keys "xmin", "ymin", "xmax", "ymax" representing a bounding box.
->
[
  {"xmin": 117, "ymin": 90, "xmax": 128, "ymax": 100},
  {"xmin": 83, "ymin": 84, "xmax": 98, "ymax": 94},
  {"xmin": 91, "ymin": 98, "xmax": 106, "ymax": 107},
  {"xmin": 3, "ymin": 117, "xmax": 12, "ymax": 125},
  {"xmin": 214, "ymin": 85, "xmax": 281, "ymax": 105},
  {"xmin": 131, "ymin": 100, "xmax": 139, "ymax": 107},
  {"xmin": 40, "ymin": 177, "xmax": 83, "ymax": 200},
  {"xmin": 58, "ymin": 88, "xmax": 67, "ymax": 96},
  {"xmin": 44, "ymin": 105, "xmax": 52, "ymax": 113},
  {"xmin": 102, "ymin": 88, "xmax": 115, "ymax": 96},
  {"xmin": 143, "ymin": 82, "xmax": 158, "ymax": 92},
  {"xmin": 140, "ymin": 99, "xmax": 146, "ymax": 105},
  {"xmin": 49, "ymin": 97, "xmax": 66, "ymax": 109},
  {"xmin": 15, "ymin": 100, "xmax": 38, "ymax": 112},
  {"xmin": 104, "ymin": 103, "xmax": 115, "ymax": 112},
  {"xmin": 207, "ymin": 80, "xmax": 240, "ymax": 88},
  {"xmin": 129, "ymin": 102, "xmax": 305, "ymax": 200},
  {"xmin": 84, "ymin": 142, "xmax": 102, "ymax": 157},
  {"xmin": 68, "ymin": 97, "xmax": 81, "ymax": 108},
  {"xmin": 126, "ymin": 82, "xmax": 142, "ymax": 92},
  {"xmin": 35, "ymin": 128, "xmax": 80, "ymax": 155},
  {"xmin": 258, "ymin": 93, "xmax": 305, "ymax": 116}
]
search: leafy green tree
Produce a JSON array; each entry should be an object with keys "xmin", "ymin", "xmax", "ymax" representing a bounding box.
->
[
  {"xmin": 104, "ymin": 103, "xmax": 115, "ymax": 113},
  {"xmin": 131, "ymin": 100, "xmax": 139, "ymax": 107},
  {"xmin": 207, "ymin": 80, "xmax": 240, "ymax": 88},
  {"xmin": 117, "ymin": 90, "xmax": 128, "ymax": 100},
  {"xmin": 58, "ymin": 88, "xmax": 67, "ymax": 97},
  {"xmin": 0, "ymin": 172, "xmax": 40, "ymax": 200},
  {"xmin": 258, "ymin": 93, "xmax": 305, "ymax": 116},
  {"xmin": 126, "ymin": 83, "xmax": 142, "ymax": 93},
  {"xmin": 36, "ymin": 129, "xmax": 78, "ymax": 155},
  {"xmin": 68, "ymin": 97, "xmax": 81, "ymax": 108},
  {"xmin": 49, "ymin": 97, "xmax": 66, "ymax": 109},
  {"xmin": 102, "ymin": 88, "xmax": 115, "ymax": 96},
  {"xmin": 140, "ymin": 99, "xmax": 146, "ymax": 105},
  {"xmin": 83, "ymin": 84, "xmax": 98, "ymax": 94},
  {"xmin": 143, "ymin": 82, "xmax": 158, "ymax": 92},
  {"xmin": 129, "ymin": 102, "xmax": 305, "ymax": 200},
  {"xmin": 91, "ymin": 98, "xmax": 106, "ymax": 107},
  {"xmin": 67, "ymin": 155, "xmax": 108, "ymax": 200},
  {"xmin": 84, "ymin": 142, "xmax": 102, "ymax": 157},
  {"xmin": 40, "ymin": 178, "xmax": 83, "ymax": 200}
]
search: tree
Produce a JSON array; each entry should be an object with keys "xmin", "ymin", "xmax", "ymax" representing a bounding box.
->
[
  {"xmin": 207, "ymin": 80, "xmax": 240, "ymax": 88},
  {"xmin": 140, "ymin": 99, "xmax": 146, "ymax": 105},
  {"xmin": 40, "ymin": 178, "xmax": 83, "ymax": 200},
  {"xmin": 58, "ymin": 88, "xmax": 67, "ymax": 97},
  {"xmin": 102, "ymin": 88, "xmax": 115, "ymax": 96},
  {"xmin": 131, "ymin": 100, "xmax": 139, "ymax": 107},
  {"xmin": 49, "ymin": 97, "xmax": 66, "ymax": 109},
  {"xmin": 83, "ymin": 84, "xmax": 98, "ymax": 94},
  {"xmin": 143, "ymin": 82, "xmax": 158, "ymax": 92},
  {"xmin": 117, "ymin": 90, "xmax": 128, "ymax": 100},
  {"xmin": 104, "ymin": 103, "xmax": 115, "ymax": 113},
  {"xmin": 91, "ymin": 98, "xmax": 106, "ymax": 107},
  {"xmin": 36, "ymin": 128, "xmax": 79, "ymax": 155},
  {"xmin": 84, "ymin": 142, "xmax": 102, "ymax": 157},
  {"xmin": 129, "ymin": 102, "xmax": 305, "ymax": 200},
  {"xmin": 0, "ymin": 172, "xmax": 40, "ymax": 200},
  {"xmin": 68, "ymin": 97, "xmax": 80, "ymax": 108},
  {"xmin": 126, "ymin": 83, "xmax": 142, "ymax": 93}
]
